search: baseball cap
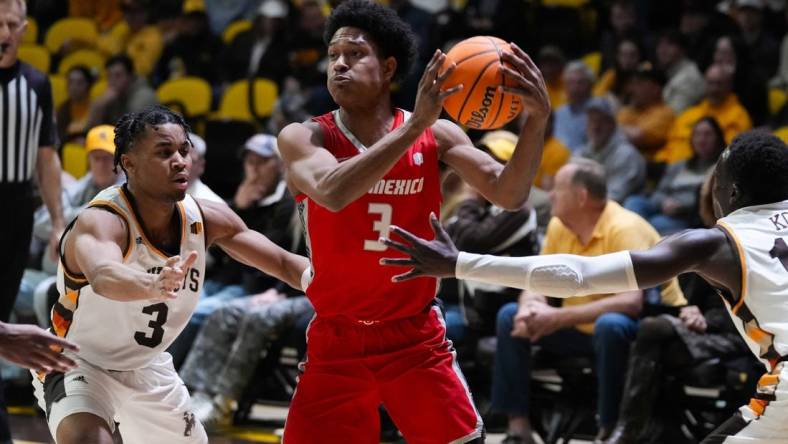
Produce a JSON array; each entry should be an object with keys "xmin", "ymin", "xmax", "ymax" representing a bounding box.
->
[
  {"xmin": 257, "ymin": 0, "xmax": 288, "ymax": 18},
  {"xmin": 189, "ymin": 133, "xmax": 206, "ymax": 157},
  {"xmin": 479, "ymin": 130, "xmax": 517, "ymax": 162},
  {"xmin": 85, "ymin": 125, "xmax": 116, "ymax": 155},
  {"xmin": 586, "ymin": 97, "xmax": 616, "ymax": 120},
  {"xmin": 243, "ymin": 133, "xmax": 278, "ymax": 158}
]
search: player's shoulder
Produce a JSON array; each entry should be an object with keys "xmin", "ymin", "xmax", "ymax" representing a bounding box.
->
[
  {"xmin": 278, "ymin": 119, "xmax": 324, "ymax": 150},
  {"xmin": 71, "ymin": 206, "xmax": 129, "ymax": 244}
]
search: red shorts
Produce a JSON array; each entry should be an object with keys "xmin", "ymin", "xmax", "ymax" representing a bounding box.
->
[{"xmin": 282, "ymin": 306, "xmax": 483, "ymax": 444}]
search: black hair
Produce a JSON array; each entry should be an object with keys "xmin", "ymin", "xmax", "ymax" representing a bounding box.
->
[
  {"xmin": 323, "ymin": 0, "xmax": 418, "ymax": 82},
  {"xmin": 105, "ymin": 53, "xmax": 135, "ymax": 74},
  {"xmin": 658, "ymin": 29, "xmax": 688, "ymax": 51},
  {"xmin": 113, "ymin": 105, "xmax": 191, "ymax": 175},
  {"xmin": 66, "ymin": 64, "xmax": 96, "ymax": 87},
  {"xmin": 725, "ymin": 131, "xmax": 788, "ymax": 206}
]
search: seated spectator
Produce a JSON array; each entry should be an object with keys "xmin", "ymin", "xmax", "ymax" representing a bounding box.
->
[
  {"xmin": 220, "ymin": 0, "xmax": 290, "ymax": 86},
  {"xmin": 153, "ymin": 1, "xmax": 222, "ymax": 85},
  {"xmin": 538, "ymin": 45, "xmax": 567, "ymax": 110},
  {"xmin": 183, "ymin": 290, "xmax": 314, "ymax": 429},
  {"xmin": 553, "ymin": 60, "xmax": 594, "ymax": 152},
  {"xmin": 598, "ymin": 0, "xmax": 639, "ymax": 74},
  {"xmin": 594, "ymin": 36, "xmax": 642, "ymax": 105},
  {"xmin": 732, "ymin": 0, "xmax": 779, "ymax": 78},
  {"xmin": 658, "ymin": 63, "xmax": 752, "ymax": 163},
  {"xmin": 713, "ymin": 34, "xmax": 769, "ymax": 126},
  {"xmin": 69, "ymin": 0, "xmax": 123, "ymax": 33},
  {"xmin": 86, "ymin": 54, "xmax": 158, "ymax": 128},
  {"xmin": 95, "ymin": 0, "xmax": 164, "ymax": 77},
  {"xmin": 577, "ymin": 97, "xmax": 646, "ymax": 203},
  {"xmin": 186, "ymin": 133, "xmax": 224, "ymax": 204},
  {"xmin": 492, "ymin": 159, "xmax": 686, "ymax": 444},
  {"xmin": 624, "ymin": 117, "xmax": 726, "ymax": 235},
  {"xmin": 168, "ymin": 134, "xmax": 295, "ymax": 367},
  {"xmin": 287, "ymin": 0, "xmax": 327, "ymax": 89},
  {"xmin": 56, "ymin": 65, "xmax": 95, "ymax": 144},
  {"xmin": 617, "ymin": 63, "xmax": 675, "ymax": 160},
  {"xmin": 656, "ymin": 30, "xmax": 706, "ymax": 113}
]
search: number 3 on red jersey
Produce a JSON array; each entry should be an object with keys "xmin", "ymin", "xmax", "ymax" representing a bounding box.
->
[{"xmin": 364, "ymin": 203, "xmax": 392, "ymax": 251}]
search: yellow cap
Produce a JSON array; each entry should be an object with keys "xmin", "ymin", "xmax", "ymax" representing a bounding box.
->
[
  {"xmin": 479, "ymin": 130, "xmax": 517, "ymax": 162},
  {"xmin": 86, "ymin": 125, "xmax": 116, "ymax": 155},
  {"xmin": 183, "ymin": 0, "xmax": 206, "ymax": 14}
]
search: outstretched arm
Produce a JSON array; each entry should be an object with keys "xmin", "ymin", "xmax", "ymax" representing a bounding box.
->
[
  {"xmin": 200, "ymin": 199, "xmax": 310, "ymax": 291},
  {"xmin": 381, "ymin": 215, "xmax": 737, "ymax": 298}
]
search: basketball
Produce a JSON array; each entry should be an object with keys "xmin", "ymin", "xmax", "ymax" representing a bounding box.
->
[{"xmin": 440, "ymin": 36, "xmax": 524, "ymax": 130}]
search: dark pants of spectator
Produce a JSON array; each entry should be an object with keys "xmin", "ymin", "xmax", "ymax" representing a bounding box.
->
[
  {"xmin": 0, "ymin": 183, "xmax": 34, "ymax": 442},
  {"xmin": 623, "ymin": 195, "xmax": 689, "ymax": 235},
  {"xmin": 491, "ymin": 302, "xmax": 639, "ymax": 429}
]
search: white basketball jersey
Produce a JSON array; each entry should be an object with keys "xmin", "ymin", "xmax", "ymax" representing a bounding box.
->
[
  {"xmin": 54, "ymin": 185, "xmax": 206, "ymax": 371},
  {"xmin": 717, "ymin": 199, "xmax": 788, "ymax": 369}
]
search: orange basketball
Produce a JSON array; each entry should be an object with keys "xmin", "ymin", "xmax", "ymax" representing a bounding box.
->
[{"xmin": 440, "ymin": 36, "xmax": 523, "ymax": 130}]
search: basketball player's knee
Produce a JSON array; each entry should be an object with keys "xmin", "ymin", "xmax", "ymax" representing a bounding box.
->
[{"xmin": 56, "ymin": 412, "xmax": 113, "ymax": 444}]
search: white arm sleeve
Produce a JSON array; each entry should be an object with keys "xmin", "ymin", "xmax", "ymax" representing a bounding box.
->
[{"xmin": 455, "ymin": 251, "xmax": 639, "ymax": 298}]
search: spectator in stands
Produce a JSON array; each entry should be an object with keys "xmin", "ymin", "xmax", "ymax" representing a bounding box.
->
[
  {"xmin": 288, "ymin": 0, "xmax": 327, "ymax": 88},
  {"xmin": 221, "ymin": 0, "xmax": 290, "ymax": 86},
  {"xmin": 69, "ymin": 0, "xmax": 123, "ymax": 33},
  {"xmin": 713, "ymin": 34, "xmax": 769, "ymax": 126},
  {"xmin": 578, "ymin": 97, "xmax": 646, "ymax": 203},
  {"xmin": 186, "ymin": 133, "xmax": 224, "ymax": 204},
  {"xmin": 770, "ymin": 7, "xmax": 788, "ymax": 88},
  {"xmin": 553, "ymin": 61, "xmax": 594, "ymax": 152},
  {"xmin": 599, "ymin": 0, "xmax": 639, "ymax": 73},
  {"xmin": 86, "ymin": 54, "xmax": 158, "ymax": 128},
  {"xmin": 733, "ymin": 0, "xmax": 779, "ymax": 77},
  {"xmin": 624, "ymin": 117, "xmax": 725, "ymax": 235},
  {"xmin": 538, "ymin": 45, "xmax": 567, "ymax": 110},
  {"xmin": 491, "ymin": 159, "xmax": 686, "ymax": 444},
  {"xmin": 56, "ymin": 65, "xmax": 95, "ymax": 144},
  {"xmin": 594, "ymin": 36, "xmax": 642, "ymax": 105},
  {"xmin": 659, "ymin": 63, "xmax": 752, "ymax": 163},
  {"xmin": 153, "ymin": 0, "xmax": 222, "ymax": 85},
  {"xmin": 169, "ymin": 133, "xmax": 296, "ymax": 367},
  {"xmin": 95, "ymin": 0, "xmax": 164, "ymax": 77},
  {"xmin": 656, "ymin": 30, "xmax": 706, "ymax": 113},
  {"xmin": 183, "ymin": 291, "xmax": 314, "ymax": 429},
  {"xmin": 617, "ymin": 63, "xmax": 675, "ymax": 160}
]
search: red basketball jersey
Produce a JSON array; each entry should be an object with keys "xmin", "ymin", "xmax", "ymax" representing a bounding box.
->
[{"xmin": 296, "ymin": 109, "xmax": 442, "ymax": 321}]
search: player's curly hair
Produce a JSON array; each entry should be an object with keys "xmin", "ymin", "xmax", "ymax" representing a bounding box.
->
[
  {"xmin": 323, "ymin": 0, "xmax": 418, "ymax": 83},
  {"xmin": 113, "ymin": 105, "xmax": 192, "ymax": 175},
  {"xmin": 726, "ymin": 131, "xmax": 788, "ymax": 206}
]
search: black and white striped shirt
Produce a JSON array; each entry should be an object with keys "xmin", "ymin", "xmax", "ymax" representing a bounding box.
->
[{"xmin": 0, "ymin": 61, "xmax": 55, "ymax": 184}]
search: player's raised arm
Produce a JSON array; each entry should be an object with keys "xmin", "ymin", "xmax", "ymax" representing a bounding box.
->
[
  {"xmin": 66, "ymin": 208, "xmax": 194, "ymax": 301},
  {"xmin": 199, "ymin": 199, "xmax": 310, "ymax": 291},
  {"xmin": 438, "ymin": 43, "xmax": 551, "ymax": 211},
  {"xmin": 381, "ymin": 214, "xmax": 738, "ymax": 298},
  {"xmin": 278, "ymin": 49, "xmax": 461, "ymax": 212}
]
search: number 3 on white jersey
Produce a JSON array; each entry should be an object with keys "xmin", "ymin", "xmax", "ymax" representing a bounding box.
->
[{"xmin": 364, "ymin": 203, "xmax": 393, "ymax": 251}]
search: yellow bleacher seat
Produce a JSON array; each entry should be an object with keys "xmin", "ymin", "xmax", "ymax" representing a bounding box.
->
[
  {"xmin": 157, "ymin": 76, "xmax": 212, "ymax": 118},
  {"xmin": 769, "ymin": 88, "xmax": 787, "ymax": 117},
  {"xmin": 49, "ymin": 74, "xmax": 67, "ymax": 109},
  {"xmin": 18, "ymin": 44, "xmax": 50, "ymax": 73},
  {"xmin": 62, "ymin": 143, "xmax": 88, "ymax": 179},
  {"xmin": 44, "ymin": 17, "xmax": 98, "ymax": 53},
  {"xmin": 582, "ymin": 51, "xmax": 601, "ymax": 78},
  {"xmin": 216, "ymin": 78, "xmax": 278, "ymax": 122},
  {"xmin": 23, "ymin": 16, "xmax": 37, "ymax": 44},
  {"xmin": 90, "ymin": 79, "xmax": 107, "ymax": 100},
  {"xmin": 222, "ymin": 19, "xmax": 252, "ymax": 44},
  {"xmin": 774, "ymin": 126, "xmax": 788, "ymax": 144},
  {"xmin": 58, "ymin": 49, "xmax": 105, "ymax": 77}
]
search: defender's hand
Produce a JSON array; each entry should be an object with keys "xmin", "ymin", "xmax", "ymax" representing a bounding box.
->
[
  {"xmin": 0, "ymin": 323, "xmax": 79, "ymax": 373},
  {"xmin": 380, "ymin": 213, "xmax": 459, "ymax": 281}
]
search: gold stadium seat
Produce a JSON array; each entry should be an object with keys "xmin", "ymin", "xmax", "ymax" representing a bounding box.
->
[
  {"xmin": 44, "ymin": 17, "xmax": 98, "ymax": 53},
  {"xmin": 769, "ymin": 88, "xmax": 787, "ymax": 117},
  {"xmin": 18, "ymin": 44, "xmax": 50, "ymax": 73},
  {"xmin": 58, "ymin": 49, "xmax": 105, "ymax": 77},
  {"xmin": 581, "ymin": 51, "xmax": 601, "ymax": 78},
  {"xmin": 157, "ymin": 76, "xmax": 212, "ymax": 119},
  {"xmin": 222, "ymin": 19, "xmax": 251, "ymax": 44},
  {"xmin": 62, "ymin": 142, "xmax": 87, "ymax": 179},
  {"xmin": 23, "ymin": 16, "xmax": 37, "ymax": 44},
  {"xmin": 216, "ymin": 78, "xmax": 278, "ymax": 122},
  {"xmin": 49, "ymin": 74, "xmax": 67, "ymax": 109}
]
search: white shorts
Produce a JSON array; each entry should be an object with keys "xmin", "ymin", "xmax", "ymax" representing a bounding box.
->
[
  {"xmin": 704, "ymin": 363, "xmax": 788, "ymax": 443},
  {"xmin": 31, "ymin": 352, "xmax": 207, "ymax": 444}
]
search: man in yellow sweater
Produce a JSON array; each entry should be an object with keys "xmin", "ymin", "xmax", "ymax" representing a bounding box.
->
[{"xmin": 657, "ymin": 63, "xmax": 751, "ymax": 163}]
